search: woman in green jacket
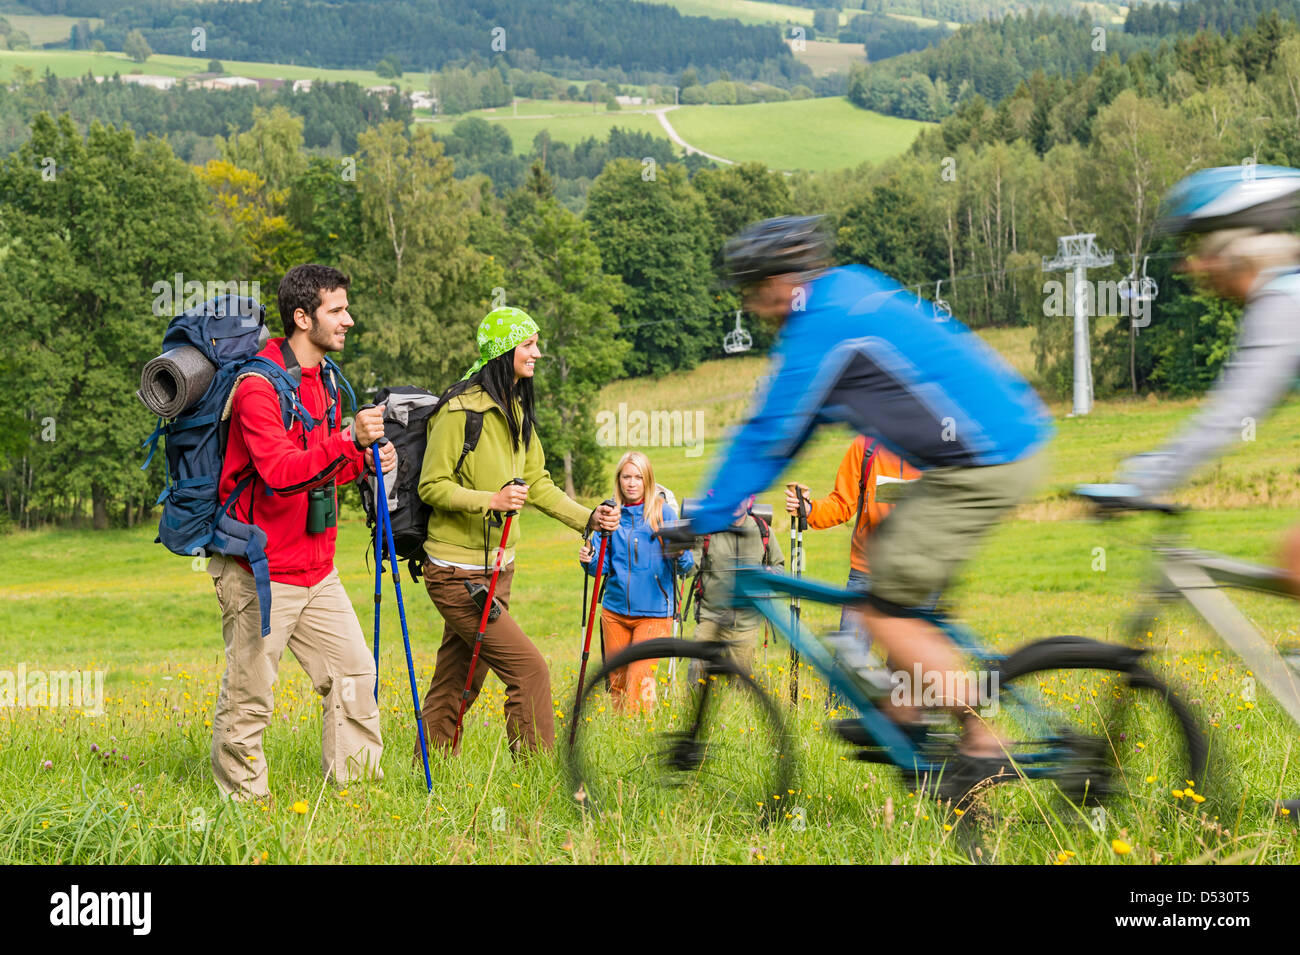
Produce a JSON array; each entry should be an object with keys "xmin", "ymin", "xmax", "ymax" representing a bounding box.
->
[{"xmin": 416, "ymin": 306, "xmax": 618, "ymax": 756}]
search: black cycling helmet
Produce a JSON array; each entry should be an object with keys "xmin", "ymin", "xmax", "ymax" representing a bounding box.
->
[{"xmin": 722, "ymin": 215, "xmax": 833, "ymax": 287}]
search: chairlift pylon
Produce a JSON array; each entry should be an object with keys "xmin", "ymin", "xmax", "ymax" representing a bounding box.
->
[{"xmin": 723, "ymin": 310, "xmax": 752, "ymax": 354}]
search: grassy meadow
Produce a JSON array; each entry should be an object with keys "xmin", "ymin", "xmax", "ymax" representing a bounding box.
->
[{"xmin": 2, "ymin": 327, "xmax": 1300, "ymax": 863}]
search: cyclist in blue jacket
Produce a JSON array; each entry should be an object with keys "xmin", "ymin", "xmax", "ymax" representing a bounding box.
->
[
  {"xmin": 683, "ymin": 216, "xmax": 1053, "ymax": 799},
  {"xmin": 580, "ymin": 451, "xmax": 694, "ymax": 714}
]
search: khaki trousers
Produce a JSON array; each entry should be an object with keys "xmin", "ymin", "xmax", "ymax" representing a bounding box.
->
[
  {"xmin": 418, "ymin": 561, "xmax": 554, "ymax": 755},
  {"xmin": 209, "ymin": 556, "xmax": 383, "ymax": 799},
  {"xmin": 690, "ymin": 619, "xmax": 763, "ymax": 684}
]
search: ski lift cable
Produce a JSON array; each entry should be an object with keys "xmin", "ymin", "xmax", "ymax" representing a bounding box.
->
[{"xmin": 610, "ymin": 249, "xmax": 1181, "ymax": 335}]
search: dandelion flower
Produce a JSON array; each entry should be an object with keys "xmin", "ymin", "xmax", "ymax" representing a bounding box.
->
[
  {"xmin": 1111, "ymin": 839, "xmax": 1131, "ymax": 855},
  {"xmin": 290, "ymin": 801, "xmax": 309, "ymax": 815}
]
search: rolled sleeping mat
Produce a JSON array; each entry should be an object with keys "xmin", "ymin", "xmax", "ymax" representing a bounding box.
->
[
  {"xmin": 680, "ymin": 498, "xmax": 774, "ymax": 525},
  {"xmin": 137, "ymin": 345, "xmax": 216, "ymax": 417}
]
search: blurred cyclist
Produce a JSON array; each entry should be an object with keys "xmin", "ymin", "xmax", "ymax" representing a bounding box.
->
[
  {"xmin": 681, "ymin": 216, "xmax": 1053, "ymax": 800},
  {"xmin": 1116, "ymin": 164, "xmax": 1300, "ymax": 819}
]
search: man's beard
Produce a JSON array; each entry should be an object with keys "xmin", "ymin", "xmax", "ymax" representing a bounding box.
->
[{"xmin": 308, "ymin": 317, "xmax": 344, "ymax": 352}]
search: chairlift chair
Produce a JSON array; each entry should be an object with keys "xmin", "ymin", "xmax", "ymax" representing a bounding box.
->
[
  {"xmin": 723, "ymin": 310, "xmax": 752, "ymax": 354},
  {"xmin": 933, "ymin": 280, "xmax": 952, "ymax": 320}
]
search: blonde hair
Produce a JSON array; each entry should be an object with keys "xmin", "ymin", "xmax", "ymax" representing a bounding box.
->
[
  {"xmin": 1197, "ymin": 228, "xmax": 1300, "ymax": 272},
  {"xmin": 614, "ymin": 451, "xmax": 664, "ymax": 531}
]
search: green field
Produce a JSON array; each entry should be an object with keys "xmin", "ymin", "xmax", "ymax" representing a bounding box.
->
[
  {"xmin": 3, "ymin": 324, "xmax": 1300, "ymax": 864},
  {"xmin": 786, "ymin": 38, "xmax": 866, "ymax": 77},
  {"xmin": 3, "ymin": 13, "xmax": 101, "ymax": 45},
  {"xmin": 424, "ymin": 107, "xmax": 673, "ymax": 155},
  {"xmin": 668, "ymin": 97, "xmax": 929, "ymax": 170},
  {"xmin": 0, "ymin": 48, "xmax": 429, "ymax": 91}
]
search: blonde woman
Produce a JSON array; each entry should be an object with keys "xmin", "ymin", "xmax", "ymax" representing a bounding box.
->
[{"xmin": 578, "ymin": 451, "xmax": 693, "ymax": 714}]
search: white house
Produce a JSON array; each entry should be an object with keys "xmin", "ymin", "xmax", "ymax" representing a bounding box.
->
[
  {"xmin": 118, "ymin": 74, "xmax": 176, "ymax": 90},
  {"xmin": 199, "ymin": 76, "xmax": 259, "ymax": 90},
  {"xmin": 292, "ymin": 79, "xmax": 313, "ymax": 92}
]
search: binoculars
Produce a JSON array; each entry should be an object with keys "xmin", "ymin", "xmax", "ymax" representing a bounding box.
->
[{"xmin": 307, "ymin": 483, "xmax": 337, "ymax": 534}]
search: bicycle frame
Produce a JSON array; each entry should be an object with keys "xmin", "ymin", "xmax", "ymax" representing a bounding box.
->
[
  {"xmin": 1134, "ymin": 543, "xmax": 1300, "ymax": 726},
  {"xmin": 725, "ymin": 565, "xmax": 1070, "ymax": 777}
]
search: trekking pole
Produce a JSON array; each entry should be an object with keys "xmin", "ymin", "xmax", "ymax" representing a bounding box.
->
[
  {"xmin": 788, "ymin": 485, "xmax": 809, "ymax": 707},
  {"xmin": 570, "ymin": 499, "xmax": 615, "ymax": 746},
  {"xmin": 373, "ymin": 437, "xmax": 433, "ymax": 791},
  {"xmin": 361, "ymin": 403, "xmax": 383, "ymax": 703},
  {"xmin": 452, "ymin": 477, "xmax": 526, "ymax": 754},
  {"xmin": 372, "ymin": 482, "xmax": 383, "ymax": 703},
  {"xmin": 667, "ymin": 571, "xmax": 682, "ymax": 696}
]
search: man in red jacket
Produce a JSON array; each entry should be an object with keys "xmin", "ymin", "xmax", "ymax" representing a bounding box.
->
[{"xmin": 209, "ymin": 264, "xmax": 396, "ymax": 800}]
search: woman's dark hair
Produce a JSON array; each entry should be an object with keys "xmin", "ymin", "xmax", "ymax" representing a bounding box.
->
[{"xmin": 439, "ymin": 349, "xmax": 536, "ymax": 452}]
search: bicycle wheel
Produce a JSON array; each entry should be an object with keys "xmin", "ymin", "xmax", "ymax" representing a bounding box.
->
[
  {"xmin": 566, "ymin": 637, "xmax": 795, "ymax": 822},
  {"xmin": 990, "ymin": 636, "xmax": 1208, "ymax": 808}
]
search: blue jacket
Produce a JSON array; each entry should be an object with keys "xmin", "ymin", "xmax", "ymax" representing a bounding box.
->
[
  {"xmin": 582, "ymin": 501, "xmax": 694, "ymax": 617},
  {"xmin": 691, "ymin": 265, "xmax": 1053, "ymax": 534}
]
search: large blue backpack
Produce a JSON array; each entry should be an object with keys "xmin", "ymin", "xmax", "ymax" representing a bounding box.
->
[{"xmin": 140, "ymin": 295, "xmax": 355, "ymax": 636}]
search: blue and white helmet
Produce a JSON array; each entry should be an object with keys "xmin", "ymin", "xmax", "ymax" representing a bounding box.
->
[{"xmin": 1156, "ymin": 164, "xmax": 1300, "ymax": 236}]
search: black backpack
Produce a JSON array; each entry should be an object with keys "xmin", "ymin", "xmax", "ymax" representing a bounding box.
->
[{"xmin": 356, "ymin": 386, "xmax": 483, "ymax": 581}]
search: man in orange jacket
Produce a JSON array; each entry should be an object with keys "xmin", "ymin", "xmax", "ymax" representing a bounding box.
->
[{"xmin": 785, "ymin": 435, "xmax": 922, "ymax": 637}]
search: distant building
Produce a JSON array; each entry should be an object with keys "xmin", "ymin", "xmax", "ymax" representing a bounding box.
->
[
  {"xmin": 117, "ymin": 74, "xmax": 176, "ymax": 90},
  {"xmin": 292, "ymin": 79, "xmax": 313, "ymax": 93},
  {"xmin": 409, "ymin": 91, "xmax": 435, "ymax": 110},
  {"xmin": 255, "ymin": 78, "xmax": 285, "ymax": 91},
  {"xmin": 614, "ymin": 95, "xmax": 644, "ymax": 106},
  {"xmin": 365, "ymin": 85, "xmax": 398, "ymax": 95},
  {"xmin": 199, "ymin": 76, "xmax": 259, "ymax": 90}
]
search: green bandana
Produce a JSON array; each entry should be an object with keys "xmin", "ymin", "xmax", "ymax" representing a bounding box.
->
[{"xmin": 461, "ymin": 307, "xmax": 541, "ymax": 381}]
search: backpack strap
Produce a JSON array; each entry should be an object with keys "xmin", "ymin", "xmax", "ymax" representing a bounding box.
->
[
  {"xmin": 224, "ymin": 358, "xmax": 313, "ymax": 433},
  {"xmin": 210, "ymin": 470, "xmax": 274, "ymax": 637},
  {"xmin": 750, "ymin": 512, "xmax": 771, "ymax": 566},
  {"xmin": 322, "ymin": 357, "xmax": 357, "ymax": 419},
  {"xmin": 854, "ymin": 437, "xmax": 879, "ymax": 532},
  {"xmin": 455, "ymin": 410, "xmax": 485, "ymax": 477}
]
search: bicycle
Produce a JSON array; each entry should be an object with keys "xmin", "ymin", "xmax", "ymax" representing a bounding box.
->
[{"xmin": 565, "ymin": 496, "xmax": 1209, "ymax": 822}]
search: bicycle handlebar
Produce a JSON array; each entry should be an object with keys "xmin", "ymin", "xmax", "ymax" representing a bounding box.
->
[{"xmin": 1074, "ymin": 483, "xmax": 1185, "ymax": 517}]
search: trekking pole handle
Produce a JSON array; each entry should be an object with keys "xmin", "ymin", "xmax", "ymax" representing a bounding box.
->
[
  {"xmin": 357, "ymin": 402, "xmax": 390, "ymax": 449},
  {"xmin": 497, "ymin": 477, "xmax": 527, "ymax": 516},
  {"xmin": 795, "ymin": 485, "xmax": 810, "ymax": 532}
]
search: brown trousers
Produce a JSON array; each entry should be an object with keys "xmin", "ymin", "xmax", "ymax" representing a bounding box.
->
[{"xmin": 417, "ymin": 560, "xmax": 554, "ymax": 756}]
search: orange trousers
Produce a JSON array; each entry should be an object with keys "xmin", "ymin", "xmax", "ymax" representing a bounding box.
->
[{"xmin": 599, "ymin": 609, "xmax": 671, "ymax": 715}]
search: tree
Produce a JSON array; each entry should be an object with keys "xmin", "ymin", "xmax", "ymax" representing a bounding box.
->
[
  {"xmin": 208, "ymin": 59, "xmax": 224, "ymax": 74},
  {"xmin": 340, "ymin": 121, "xmax": 502, "ymax": 391},
  {"xmin": 0, "ymin": 114, "xmax": 225, "ymax": 528},
  {"xmin": 123, "ymin": 29, "xmax": 151, "ymax": 64},
  {"xmin": 1088, "ymin": 90, "xmax": 1205, "ymax": 393},
  {"xmin": 585, "ymin": 159, "xmax": 717, "ymax": 376},
  {"xmin": 219, "ymin": 105, "xmax": 308, "ymax": 194},
  {"xmin": 477, "ymin": 179, "xmax": 629, "ymax": 494}
]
